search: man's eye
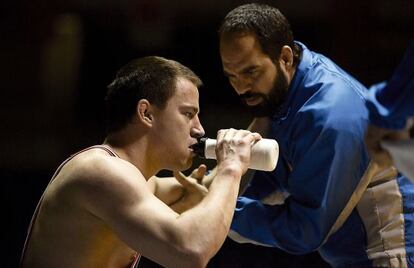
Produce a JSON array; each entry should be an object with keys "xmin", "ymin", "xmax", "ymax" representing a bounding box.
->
[
  {"xmin": 247, "ymin": 69, "xmax": 258, "ymax": 77},
  {"xmin": 185, "ymin": 112, "xmax": 194, "ymax": 118}
]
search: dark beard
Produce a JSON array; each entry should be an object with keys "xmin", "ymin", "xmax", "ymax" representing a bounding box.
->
[{"xmin": 240, "ymin": 67, "xmax": 289, "ymax": 117}]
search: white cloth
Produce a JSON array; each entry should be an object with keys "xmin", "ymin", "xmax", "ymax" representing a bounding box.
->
[{"xmin": 381, "ymin": 138, "xmax": 414, "ymax": 181}]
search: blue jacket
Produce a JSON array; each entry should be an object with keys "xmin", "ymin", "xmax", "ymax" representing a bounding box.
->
[
  {"xmin": 366, "ymin": 40, "xmax": 414, "ymax": 129},
  {"xmin": 230, "ymin": 42, "xmax": 414, "ymax": 267}
]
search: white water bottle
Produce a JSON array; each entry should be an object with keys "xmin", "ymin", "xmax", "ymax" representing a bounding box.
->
[{"xmin": 191, "ymin": 138, "xmax": 279, "ymax": 171}]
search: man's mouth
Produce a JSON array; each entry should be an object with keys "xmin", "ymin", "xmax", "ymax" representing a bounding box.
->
[
  {"xmin": 189, "ymin": 141, "xmax": 199, "ymax": 153},
  {"xmin": 242, "ymin": 96, "xmax": 262, "ymax": 106}
]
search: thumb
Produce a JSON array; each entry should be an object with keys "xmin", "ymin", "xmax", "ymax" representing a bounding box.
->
[{"xmin": 191, "ymin": 164, "xmax": 207, "ymax": 183}]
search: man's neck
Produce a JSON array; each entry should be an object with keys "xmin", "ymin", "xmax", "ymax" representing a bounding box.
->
[{"xmin": 103, "ymin": 133, "xmax": 159, "ymax": 180}]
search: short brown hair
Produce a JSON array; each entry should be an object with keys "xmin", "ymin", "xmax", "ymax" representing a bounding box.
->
[{"xmin": 105, "ymin": 56, "xmax": 202, "ymax": 133}]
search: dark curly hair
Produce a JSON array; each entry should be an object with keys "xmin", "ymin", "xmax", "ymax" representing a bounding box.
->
[{"xmin": 219, "ymin": 3, "xmax": 301, "ymax": 66}]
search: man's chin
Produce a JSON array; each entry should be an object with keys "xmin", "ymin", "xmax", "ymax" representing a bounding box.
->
[
  {"xmin": 178, "ymin": 158, "xmax": 193, "ymax": 171},
  {"xmin": 184, "ymin": 159, "xmax": 193, "ymax": 170},
  {"xmin": 246, "ymin": 105, "xmax": 275, "ymax": 117}
]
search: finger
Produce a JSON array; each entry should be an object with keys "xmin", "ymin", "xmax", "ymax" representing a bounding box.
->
[
  {"xmin": 233, "ymin": 129, "xmax": 251, "ymax": 140},
  {"xmin": 386, "ymin": 128, "xmax": 411, "ymax": 141},
  {"xmin": 190, "ymin": 164, "xmax": 206, "ymax": 177},
  {"xmin": 223, "ymin": 128, "xmax": 237, "ymax": 140},
  {"xmin": 173, "ymin": 171, "xmax": 192, "ymax": 187},
  {"xmin": 216, "ymin": 129, "xmax": 227, "ymax": 142},
  {"xmin": 191, "ymin": 164, "xmax": 207, "ymax": 183},
  {"xmin": 244, "ymin": 131, "xmax": 262, "ymax": 145}
]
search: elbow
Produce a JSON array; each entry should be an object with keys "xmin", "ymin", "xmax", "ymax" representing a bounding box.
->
[
  {"xmin": 154, "ymin": 244, "xmax": 210, "ymax": 268},
  {"xmin": 185, "ymin": 252, "xmax": 210, "ymax": 268},
  {"xmin": 166, "ymin": 221, "xmax": 224, "ymax": 267},
  {"xmin": 166, "ymin": 248, "xmax": 209, "ymax": 268},
  {"xmin": 166, "ymin": 234, "xmax": 212, "ymax": 268},
  {"xmin": 190, "ymin": 248, "xmax": 211, "ymax": 268},
  {"xmin": 174, "ymin": 243, "xmax": 212, "ymax": 268}
]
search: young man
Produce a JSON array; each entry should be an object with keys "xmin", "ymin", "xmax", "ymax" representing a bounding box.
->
[
  {"xmin": 20, "ymin": 56, "xmax": 261, "ymax": 268},
  {"xmin": 217, "ymin": 3, "xmax": 414, "ymax": 267}
]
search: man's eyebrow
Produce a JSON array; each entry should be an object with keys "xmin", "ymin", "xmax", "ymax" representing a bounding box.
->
[
  {"xmin": 223, "ymin": 65, "xmax": 259, "ymax": 77},
  {"xmin": 181, "ymin": 105, "xmax": 199, "ymax": 113}
]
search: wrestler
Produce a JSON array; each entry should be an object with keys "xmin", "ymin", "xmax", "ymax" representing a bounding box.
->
[{"xmin": 20, "ymin": 56, "xmax": 261, "ymax": 268}]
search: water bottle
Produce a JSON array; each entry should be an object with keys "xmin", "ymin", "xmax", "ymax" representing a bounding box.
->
[{"xmin": 191, "ymin": 137, "xmax": 279, "ymax": 171}]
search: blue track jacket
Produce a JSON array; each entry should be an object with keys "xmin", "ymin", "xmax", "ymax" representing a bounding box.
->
[{"xmin": 230, "ymin": 42, "xmax": 414, "ymax": 267}]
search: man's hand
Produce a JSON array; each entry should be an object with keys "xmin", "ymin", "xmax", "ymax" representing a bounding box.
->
[
  {"xmin": 365, "ymin": 124, "xmax": 411, "ymax": 168},
  {"xmin": 215, "ymin": 129, "xmax": 262, "ymax": 177},
  {"xmin": 170, "ymin": 165, "xmax": 209, "ymax": 213}
]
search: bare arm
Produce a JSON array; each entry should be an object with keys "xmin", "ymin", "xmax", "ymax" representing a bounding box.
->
[
  {"xmin": 75, "ymin": 129, "xmax": 261, "ymax": 268},
  {"xmin": 147, "ymin": 176, "xmax": 185, "ymax": 206}
]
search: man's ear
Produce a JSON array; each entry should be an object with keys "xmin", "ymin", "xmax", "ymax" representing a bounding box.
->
[
  {"xmin": 278, "ymin": 45, "xmax": 294, "ymax": 70},
  {"xmin": 137, "ymin": 99, "xmax": 153, "ymax": 126}
]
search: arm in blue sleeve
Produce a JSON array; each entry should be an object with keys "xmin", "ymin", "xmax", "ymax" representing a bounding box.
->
[
  {"xmin": 231, "ymin": 86, "xmax": 370, "ymax": 254},
  {"xmin": 366, "ymin": 40, "xmax": 414, "ymax": 129}
]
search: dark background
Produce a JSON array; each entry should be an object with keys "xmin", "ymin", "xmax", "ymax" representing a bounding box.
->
[{"xmin": 1, "ymin": 0, "xmax": 413, "ymax": 267}]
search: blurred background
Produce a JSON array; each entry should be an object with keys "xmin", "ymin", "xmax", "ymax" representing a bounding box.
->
[{"xmin": 1, "ymin": 0, "xmax": 413, "ymax": 267}]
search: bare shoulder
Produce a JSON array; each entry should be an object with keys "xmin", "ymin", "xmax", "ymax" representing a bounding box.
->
[
  {"xmin": 54, "ymin": 148, "xmax": 151, "ymax": 217},
  {"xmin": 68, "ymin": 148, "xmax": 143, "ymax": 185}
]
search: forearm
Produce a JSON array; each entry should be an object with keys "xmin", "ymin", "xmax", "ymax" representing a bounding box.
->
[
  {"xmin": 148, "ymin": 176, "xmax": 184, "ymax": 205},
  {"xmin": 175, "ymin": 168, "xmax": 241, "ymax": 258},
  {"xmin": 367, "ymin": 83, "xmax": 414, "ymax": 129},
  {"xmin": 203, "ymin": 166, "xmax": 255, "ymax": 196},
  {"xmin": 231, "ymin": 197, "xmax": 325, "ymax": 253},
  {"xmin": 367, "ymin": 40, "xmax": 414, "ymax": 129}
]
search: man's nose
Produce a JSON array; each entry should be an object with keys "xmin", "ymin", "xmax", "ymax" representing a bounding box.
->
[
  {"xmin": 191, "ymin": 116, "xmax": 205, "ymax": 138},
  {"xmin": 232, "ymin": 76, "xmax": 252, "ymax": 95}
]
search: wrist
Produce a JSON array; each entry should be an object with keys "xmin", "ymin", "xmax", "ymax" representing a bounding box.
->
[{"xmin": 216, "ymin": 163, "xmax": 244, "ymax": 180}]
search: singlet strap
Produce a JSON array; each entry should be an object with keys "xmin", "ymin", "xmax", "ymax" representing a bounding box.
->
[{"xmin": 130, "ymin": 252, "xmax": 142, "ymax": 268}]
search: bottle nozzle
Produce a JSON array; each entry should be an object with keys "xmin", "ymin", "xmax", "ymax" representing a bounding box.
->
[{"xmin": 190, "ymin": 137, "xmax": 208, "ymax": 157}]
